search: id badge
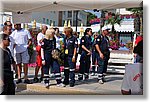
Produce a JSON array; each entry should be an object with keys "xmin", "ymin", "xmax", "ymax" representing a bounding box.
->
[{"xmin": 65, "ymin": 49, "xmax": 68, "ymax": 54}]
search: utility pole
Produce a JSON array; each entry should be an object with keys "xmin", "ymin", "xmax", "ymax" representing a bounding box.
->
[{"xmin": 75, "ymin": 10, "xmax": 78, "ymax": 32}]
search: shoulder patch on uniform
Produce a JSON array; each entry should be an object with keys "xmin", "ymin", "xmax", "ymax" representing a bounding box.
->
[
  {"xmin": 97, "ymin": 39, "xmax": 100, "ymax": 41},
  {"xmin": 41, "ymin": 42, "xmax": 44, "ymax": 45},
  {"xmin": 82, "ymin": 40, "xmax": 84, "ymax": 42},
  {"xmin": 75, "ymin": 41, "xmax": 78, "ymax": 44}
]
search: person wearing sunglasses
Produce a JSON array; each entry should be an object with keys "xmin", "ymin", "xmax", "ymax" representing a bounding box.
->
[
  {"xmin": 91, "ymin": 33, "xmax": 98, "ymax": 76},
  {"xmin": 0, "ymin": 34, "xmax": 15, "ymax": 95}
]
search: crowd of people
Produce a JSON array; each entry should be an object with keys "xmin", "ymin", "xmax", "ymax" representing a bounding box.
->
[{"xmin": 0, "ymin": 20, "xmax": 143, "ymax": 95}]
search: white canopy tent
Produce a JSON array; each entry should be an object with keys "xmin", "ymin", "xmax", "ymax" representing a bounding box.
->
[{"xmin": 0, "ymin": 0, "xmax": 142, "ymax": 12}]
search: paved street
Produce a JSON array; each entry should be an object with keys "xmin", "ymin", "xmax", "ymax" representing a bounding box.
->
[{"xmin": 15, "ymin": 68, "xmax": 124, "ymax": 95}]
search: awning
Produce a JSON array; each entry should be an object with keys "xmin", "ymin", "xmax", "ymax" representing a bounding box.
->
[
  {"xmin": 0, "ymin": 0, "xmax": 142, "ymax": 12},
  {"xmin": 99, "ymin": 24, "xmax": 134, "ymax": 32}
]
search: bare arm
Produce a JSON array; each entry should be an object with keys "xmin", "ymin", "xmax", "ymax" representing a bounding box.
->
[
  {"xmin": 28, "ymin": 39, "xmax": 32, "ymax": 47},
  {"xmin": 95, "ymin": 44, "xmax": 104, "ymax": 59},
  {"xmin": 41, "ymin": 48, "xmax": 45, "ymax": 65},
  {"xmin": 73, "ymin": 48, "xmax": 77, "ymax": 57},
  {"xmin": 82, "ymin": 45, "xmax": 91, "ymax": 53},
  {"xmin": 72, "ymin": 48, "xmax": 77, "ymax": 62},
  {"xmin": 41, "ymin": 48, "xmax": 44, "ymax": 60}
]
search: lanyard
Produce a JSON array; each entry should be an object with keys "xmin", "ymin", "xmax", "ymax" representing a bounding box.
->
[{"xmin": 65, "ymin": 38, "xmax": 70, "ymax": 49}]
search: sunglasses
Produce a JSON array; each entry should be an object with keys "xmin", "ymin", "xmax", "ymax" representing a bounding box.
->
[
  {"xmin": 7, "ymin": 24, "xmax": 12, "ymax": 26},
  {"xmin": 4, "ymin": 38, "xmax": 10, "ymax": 42}
]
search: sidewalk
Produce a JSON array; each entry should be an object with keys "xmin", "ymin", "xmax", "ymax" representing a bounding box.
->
[{"xmin": 15, "ymin": 68, "xmax": 124, "ymax": 95}]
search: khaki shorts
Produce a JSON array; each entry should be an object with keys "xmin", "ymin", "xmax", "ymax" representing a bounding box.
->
[{"xmin": 14, "ymin": 50, "xmax": 29, "ymax": 64}]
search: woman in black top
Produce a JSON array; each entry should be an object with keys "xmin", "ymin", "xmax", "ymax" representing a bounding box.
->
[
  {"xmin": 0, "ymin": 34, "xmax": 15, "ymax": 95},
  {"xmin": 41, "ymin": 29, "xmax": 62, "ymax": 87}
]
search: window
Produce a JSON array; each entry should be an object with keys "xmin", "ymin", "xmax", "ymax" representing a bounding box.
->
[
  {"xmin": 46, "ymin": 19, "xmax": 49, "ymax": 24},
  {"xmin": 68, "ymin": 11, "xmax": 72, "ymax": 18},
  {"xmin": 63, "ymin": 11, "xmax": 66, "ymax": 16},
  {"xmin": 53, "ymin": 21, "xmax": 55, "ymax": 26},
  {"xmin": 50, "ymin": 20, "xmax": 52, "ymax": 25},
  {"xmin": 62, "ymin": 20, "xmax": 65, "ymax": 25},
  {"xmin": 43, "ymin": 18, "xmax": 45, "ymax": 24}
]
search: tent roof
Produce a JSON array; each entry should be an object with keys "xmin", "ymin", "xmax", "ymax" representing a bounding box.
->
[{"xmin": 1, "ymin": 0, "xmax": 143, "ymax": 12}]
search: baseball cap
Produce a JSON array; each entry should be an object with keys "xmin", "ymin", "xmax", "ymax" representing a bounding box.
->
[{"xmin": 102, "ymin": 26, "xmax": 110, "ymax": 31}]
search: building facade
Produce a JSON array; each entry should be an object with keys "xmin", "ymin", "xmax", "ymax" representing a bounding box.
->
[{"xmin": 31, "ymin": 10, "xmax": 87, "ymax": 27}]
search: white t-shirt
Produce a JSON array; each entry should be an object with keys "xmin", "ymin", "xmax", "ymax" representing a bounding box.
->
[
  {"xmin": 0, "ymin": 31, "xmax": 3, "ymax": 34},
  {"xmin": 11, "ymin": 29, "xmax": 32, "ymax": 53},
  {"xmin": 54, "ymin": 35, "xmax": 62, "ymax": 50},
  {"xmin": 121, "ymin": 63, "xmax": 143, "ymax": 95},
  {"xmin": 8, "ymin": 35, "xmax": 15, "ymax": 57},
  {"xmin": 37, "ymin": 32, "xmax": 45, "ymax": 46}
]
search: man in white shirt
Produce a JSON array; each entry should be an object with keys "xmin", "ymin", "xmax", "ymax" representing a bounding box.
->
[
  {"xmin": 34, "ymin": 25, "xmax": 47, "ymax": 83},
  {"xmin": 121, "ymin": 63, "xmax": 143, "ymax": 95},
  {"xmin": 11, "ymin": 23, "xmax": 32, "ymax": 84},
  {"xmin": 3, "ymin": 26, "xmax": 14, "ymax": 56},
  {"xmin": 2, "ymin": 22, "xmax": 18, "ymax": 78},
  {"xmin": 37, "ymin": 26, "xmax": 47, "ymax": 46},
  {"xmin": 54, "ymin": 28, "xmax": 62, "ymax": 50}
]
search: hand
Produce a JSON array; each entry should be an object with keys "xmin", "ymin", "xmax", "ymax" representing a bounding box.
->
[
  {"xmin": 72, "ymin": 57, "xmax": 76, "ymax": 63},
  {"xmin": 100, "ymin": 53, "xmax": 104, "ymax": 59},
  {"xmin": 0, "ymin": 80, "xmax": 4, "ymax": 86},
  {"xmin": 87, "ymin": 51, "xmax": 91, "ymax": 55},
  {"xmin": 42, "ymin": 60, "xmax": 45, "ymax": 65},
  {"xmin": 13, "ymin": 44, "xmax": 17, "ymax": 49},
  {"xmin": 134, "ymin": 53, "xmax": 137, "ymax": 57},
  {"xmin": 62, "ymin": 44, "xmax": 65, "ymax": 48},
  {"xmin": 27, "ymin": 45, "xmax": 30, "ymax": 48}
]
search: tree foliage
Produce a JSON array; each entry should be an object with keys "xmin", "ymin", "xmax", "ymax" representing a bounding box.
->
[
  {"xmin": 126, "ymin": 7, "xmax": 143, "ymax": 15},
  {"xmin": 87, "ymin": 12, "xmax": 97, "ymax": 26},
  {"xmin": 105, "ymin": 13, "xmax": 122, "ymax": 34}
]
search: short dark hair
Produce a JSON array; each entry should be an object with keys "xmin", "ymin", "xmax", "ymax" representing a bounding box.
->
[
  {"xmin": 3, "ymin": 26, "xmax": 8, "ymax": 31},
  {"xmin": 0, "ymin": 33, "xmax": 9, "ymax": 41},
  {"xmin": 84, "ymin": 28, "xmax": 92, "ymax": 35},
  {"xmin": 4, "ymin": 21, "xmax": 12, "ymax": 26},
  {"xmin": 54, "ymin": 27, "xmax": 59, "ymax": 31}
]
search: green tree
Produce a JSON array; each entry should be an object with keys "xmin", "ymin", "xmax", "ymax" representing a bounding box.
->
[
  {"xmin": 87, "ymin": 12, "xmax": 97, "ymax": 26},
  {"xmin": 126, "ymin": 7, "xmax": 143, "ymax": 16},
  {"xmin": 126, "ymin": 7, "xmax": 143, "ymax": 34},
  {"xmin": 105, "ymin": 13, "xmax": 122, "ymax": 34}
]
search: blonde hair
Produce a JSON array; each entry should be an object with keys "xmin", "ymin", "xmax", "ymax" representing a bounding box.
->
[
  {"xmin": 64, "ymin": 27, "xmax": 73, "ymax": 34},
  {"xmin": 45, "ymin": 28, "xmax": 55, "ymax": 39}
]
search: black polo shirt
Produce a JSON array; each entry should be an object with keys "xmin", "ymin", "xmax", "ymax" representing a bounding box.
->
[
  {"xmin": 95, "ymin": 34, "xmax": 109, "ymax": 53},
  {"xmin": 0, "ymin": 47, "xmax": 14, "ymax": 82},
  {"xmin": 64, "ymin": 35, "xmax": 78, "ymax": 56},
  {"xmin": 80, "ymin": 35, "xmax": 92, "ymax": 53},
  {"xmin": 41, "ymin": 37, "xmax": 56, "ymax": 54}
]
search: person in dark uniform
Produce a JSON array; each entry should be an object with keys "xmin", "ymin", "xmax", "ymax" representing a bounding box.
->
[
  {"xmin": 0, "ymin": 34, "xmax": 15, "ymax": 95},
  {"xmin": 95, "ymin": 26, "xmax": 110, "ymax": 84},
  {"xmin": 63, "ymin": 27, "xmax": 78, "ymax": 87},
  {"xmin": 41, "ymin": 28, "xmax": 62, "ymax": 87},
  {"xmin": 91, "ymin": 33, "xmax": 98, "ymax": 76},
  {"xmin": 78, "ymin": 28, "xmax": 93, "ymax": 80}
]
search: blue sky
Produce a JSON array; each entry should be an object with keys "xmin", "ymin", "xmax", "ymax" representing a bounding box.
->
[{"xmin": 85, "ymin": 10, "xmax": 101, "ymax": 18}]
